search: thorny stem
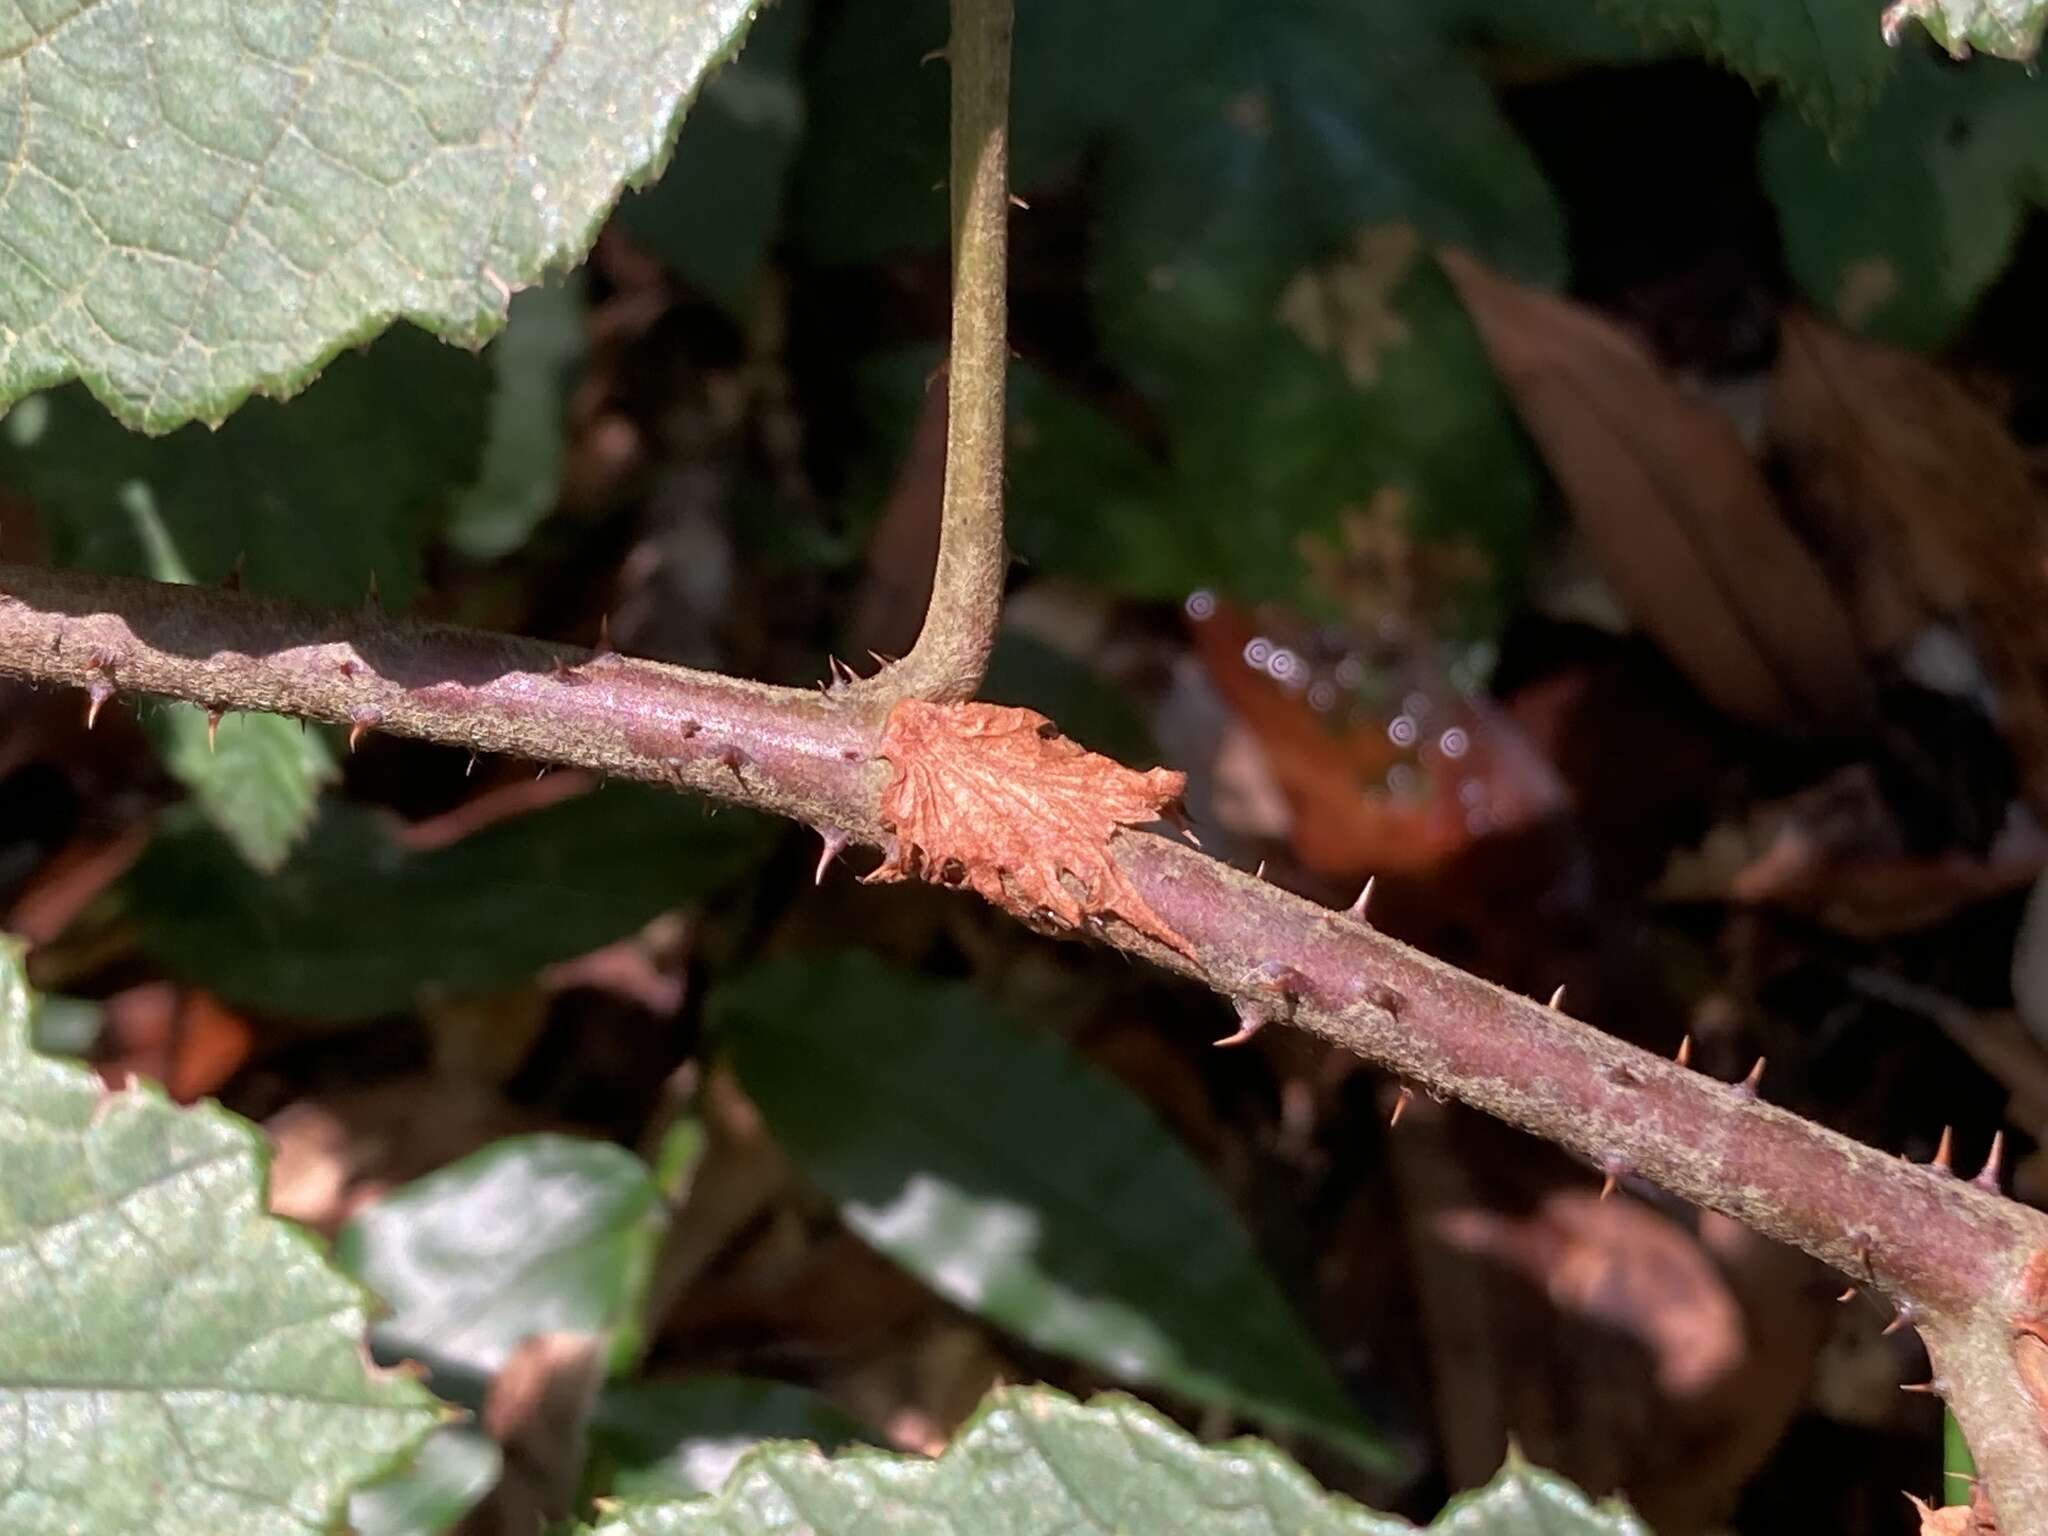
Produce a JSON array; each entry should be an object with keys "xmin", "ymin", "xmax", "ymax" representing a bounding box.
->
[
  {"xmin": 853, "ymin": 0, "xmax": 1011, "ymax": 704},
  {"xmin": 6, "ymin": 562, "xmax": 2048, "ymax": 1528},
  {"xmin": 0, "ymin": 564, "xmax": 889, "ymax": 843},
  {"xmin": 5, "ymin": 2, "xmax": 2048, "ymax": 1529}
]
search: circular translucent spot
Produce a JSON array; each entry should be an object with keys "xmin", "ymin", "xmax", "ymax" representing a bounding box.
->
[
  {"xmin": 1403, "ymin": 690, "xmax": 1432, "ymax": 720},
  {"xmin": 1440, "ymin": 727, "xmax": 1470, "ymax": 759},
  {"xmin": 1244, "ymin": 637, "xmax": 1272, "ymax": 667},
  {"xmin": 1458, "ymin": 778, "xmax": 1486, "ymax": 807},
  {"xmin": 1308, "ymin": 681, "xmax": 1337, "ymax": 712},
  {"xmin": 1387, "ymin": 715, "xmax": 1417, "ymax": 748},
  {"xmin": 1269, "ymin": 647, "xmax": 1301, "ymax": 681},
  {"xmin": 1387, "ymin": 764, "xmax": 1417, "ymax": 795},
  {"xmin": 1184, "ymin": 589, "xmax": 1217, "ymax": 620}
]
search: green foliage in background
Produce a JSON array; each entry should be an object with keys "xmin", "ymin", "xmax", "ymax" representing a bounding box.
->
[{"xmin": 714, "ymin": 952, "xmax": 1389, "ymax": 1468}]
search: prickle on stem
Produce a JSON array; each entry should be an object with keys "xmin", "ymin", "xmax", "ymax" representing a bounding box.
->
[
  {"xmin": 813, "ymin": 826, "xmax": 851, "ymax": 886},
  {"xmin": 1346, "ymin": 876, "xmax": 1375, "ymax": 922},
  {"xmin": 348, "ymin": 707, "xmax": 383, "ymax": 754},
  {"xmin": 1975, "ymin": 1130, "xmax": 2006, "ymax": 1193},
  {"xmin": 1389, "ymin": 1084, "xmax": 1414, "ymax": 1128}
]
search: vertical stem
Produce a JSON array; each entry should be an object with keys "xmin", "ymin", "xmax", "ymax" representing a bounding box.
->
[{"xmin": 859, "ymin": 0, "xmax": 1012, "ymax": 703}]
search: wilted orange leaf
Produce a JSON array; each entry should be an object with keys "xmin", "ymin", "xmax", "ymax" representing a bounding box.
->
[{"xmin": 871, "ymin": 699, "xmax": 1195, "ymax": 959}]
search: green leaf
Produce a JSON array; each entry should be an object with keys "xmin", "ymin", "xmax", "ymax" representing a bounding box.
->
[
  {"xmin": 1883, "ymin": 0, "xmax": 2048, "ymax": 60},
  {"xmin": 444, "ymin": 278, "xmax": 589, "ymax": 563},
  {"xmin": 1001, "ymin": 361, "xmax": 1187, "ymax": 598},
  {"xmin": 0, "ymin": 939, "xmax": 441, "ymax": 1534},
  {"xmin": 1, "ymin": 325, "xmax": 489, "ymax": 609},
  {"xmin": 1096, "ymin": 0, "xmax": 1565, "ymax": 400},
  {"xmin": 0, "ymin": 0, "xmax": 762, "ymax": 432},
  {"xmin": 1594, "ymin": 0, "xmax": 1895, "ymax": 134},
  {"xmin": 349, "ymin": 1428, "xmax": 503, "ymax": 1536},
  {"xmin": 124, "ymin": 785, "xmax": 770, "ymax": 1022},
  {"xmin": 712, "ymin": 953, "xmax": 1389, "ymax": 1468},
  {"xmin": 591, "ymin": 1377, "xmax": 878, "ymax": 1501},
  {"xmin": 146, "ymin": 705, "xmax": 339, "ymax": 874},
  {"xmin": 1760, "ymin": 46, "xmax": 2048, "ymax": 348},
  {"xmin": 339, "ymin": 1135, "xmax": 664, "ymax": 1384},
  {"xmin": 579, "ymin": 1386, "xmax": 1650, "ymax": 1535},
  {"xmin": 616, "ymin": 0, "xmax": 808, "ymax": 316},
  {"xmin": 799, "ymin": 0, "xmax": 1561, "ymax": 280},
  {"xmin": 111, "ymin": 481, "xmax": 339, "ymax": 871}
]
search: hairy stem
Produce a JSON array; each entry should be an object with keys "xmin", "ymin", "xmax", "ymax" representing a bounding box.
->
[
  {"xmin": 0, "ymin": 564, "xmax": 888, "ymax": 839},
  {"xmin": 3, "ymin": 559, "xmax": 2046, "ymax": 1527},
  {"xmin": 857, "ymin": 0, "xmax": 1011, "ymax": 703}
]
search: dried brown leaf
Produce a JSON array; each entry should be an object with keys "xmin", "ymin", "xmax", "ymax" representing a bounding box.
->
[
  {"xmin": 1441, "ymin": 248, "xmax": 1868, "ymax": 730},
  {"xmin": 871, "ymin": 700, "xmax": 1194, "ymax": 959},
  {"xmin": 1773, "ymin": 315, "xmax": 2048, "ymax": 820}
]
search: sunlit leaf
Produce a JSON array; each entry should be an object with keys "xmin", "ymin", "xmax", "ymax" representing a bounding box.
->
[
  {"xmin": 338, "ymin": 1135, "xmax": 664, "ymax": 1383},
  {"xmin": 714, "ymin": 953, "xmax": 1389, "ymax": 1468},
  {"xmin": 0, "ymin": 0, "xmax": 764, "ymax": 431},
  {"xmin": 581, "ymin": 1386, "xmax": 1649, "ymax": 1535},
  {"xmin": 0, "ymin": 940, "xmax": 441, "ymax": 1534}
]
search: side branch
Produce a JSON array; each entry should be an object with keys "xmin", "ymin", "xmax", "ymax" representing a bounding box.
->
[
  {"xmin": 0, "ymin": 564, "xmax": 888, "ymax": 840},
  {"xmin": 860, "ymin": 0, "xmax": 1012, "ymax": 703}
]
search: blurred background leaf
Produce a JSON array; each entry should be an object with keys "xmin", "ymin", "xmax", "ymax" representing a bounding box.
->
[
  {"xmin": 1761, "ymin": 44, "xmax": 2048, "ymax": 348},
  {"xmin": 0, "ymin": 328, "xmax": 489, "ymax": 609},
  {"xmin": 349, "ymin": 1429, "xmax": 504, "ymax": 1536},
  {"xmin": 713, "ymin": 952, "xmax": 1391, "ymax": 1469},
  {"xmin": 338, "ymin": 1133, "xmax": 665, "ymax": 1386},
  {"xmin": 590, "ymin": 1377, "xmax": 879, "ymax": 1501},
  {"xmin": 1592, "ymin": 0, "xmax": 1896, "ymax": 135},
  {"xmin": 124, "ymin": 787, "xmax": 769, "ymax": 1021},
  {"xmin": 445, "ymin": 281, "xmax": 591, "ymax": 564},
  {"xmin": 616, "ymin": 0, "xmax": 809, "ymax": 318}
]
